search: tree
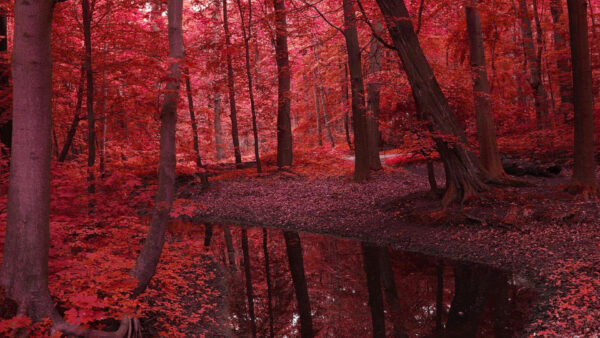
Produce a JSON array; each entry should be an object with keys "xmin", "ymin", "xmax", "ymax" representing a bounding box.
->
[
  {"xmin": 283, "ymin": 231, "xmax": 314, "ymax": 337},
  {"xmin": 361, "ymin": 242, "xmax": 385, "ymax": 338},
  {"xmin": 58, "ymin": 63, "xmax": 85, "ymax": 162},
  {"xmin": 83, "ymin": 0, "xmax": 96, "ymax": 200},
  {"xmin": 235, "ymin": 0, "xmax": 262, "ymax": 173},
  {"xmin": 517, "ymin": 0, "xmax": 549, "ymax": 127},
  {"xmin": 223, "ymin": 0, "xmax": 243, "ymax": 165},
  {"xmin": 0, "ymin": 10, "xmax": 10, "ymax": 149},
  {"xmin": 366, "ymin": 22, "xmax": 383, "ymax": 171},
  {"xmin": 0, "ymin": 0, "xmax": 57, "ymax": 321},
  {"xmin": 566, "ymin": 0, "xmax": 597, "ymax": 194},
  {"xmin": 374, "ymin": 0, "xmax": 489, "ymax": 205},
  {"xmin": 274, "ymin": 0, "xmax": 293, "ymax": 167},
  {"xmin": 465, "ymin": 1, "xmax": 506, "ymax": 178},
  {"xmin": 131, "ymin": 0, "xmax": 183, "ymax": 295},
  {"xmin": 342, "ymin": 0, "xmax": 370, "ymax": 182},
  {"xmin": 550, "ymin": 0, "xmax": 574, "ymax": 122},
  {"xmin": 185, "ymin": 73, "xmax": 209, "ymax": 188}
]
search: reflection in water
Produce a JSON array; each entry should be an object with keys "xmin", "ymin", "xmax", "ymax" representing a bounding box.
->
[{"xmin": 168, "ymin": 221, "xmax": 535, "ymax": 337}]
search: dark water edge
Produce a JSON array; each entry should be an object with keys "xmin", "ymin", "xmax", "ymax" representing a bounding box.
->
[{"xmin": 169, "ymin": 221, "xmax": 536, "ymax": 337}]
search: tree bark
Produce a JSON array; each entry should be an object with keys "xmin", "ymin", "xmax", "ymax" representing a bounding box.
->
[
  {"xmin": 185, "ymin": 74, "xmax": 209, "ymax": 188},
  {"xmin": 465, "ymin": 2, "xmax": 505, "ymax": 178},
  {"xmin": 224, "ymin": 227, "xmax": 236, "ymax": 270},
  {"xmin": 236, "ymin": 0, "xmax": 262, "ymax": 173},
  {"xmin": 343, "ymin": 0, "xmax": 369, "ymax": 182},
  {"xmin": 274, "ymin": 0, "xmax": 293, "ymax": 167},
  {"xmin": 342, "ymin": 63, "xmax": 352, "ymax": 150},
  {"xmin": 361, "ymin": 243, "xmax": 385, "ymax": 338},
  {"xmin": 0, "ymin": 0, "xmax": 58, "ymax": 320},
  {"xmin": 223, "ymin": 0, "xmax": 242, "ymax": 165},
  {"xmin": 214, "ymin": 93, "xmax": 225, "ymax": 161},
  {"xmin": 58, "ymin": 63, "xmax": 85, "ymax": 162},
  {"xmin": 313, "ymin": 86, "xmax": 323, "ymax": 146},
  {"xmin": 82, "ymin": 0, "xmax": 96, "ymax": 200},
  {"xmin": 367, "ymin": 22, "xmax": 383, "ymax": 171},
  {"xmin": 518, "ymin": 0, "xmax": 550, "ymax": 127},
  {"xmin": 375, "ymin": 0, "xmax": 489, "ymax": 205},
  {"xmin": 131, "ymin": 0, "xmax": 183, "ymax": 295},
  {"xmin": 567, "ymin": 0, "xmax": 597, "ymax": 193},
  {"xmin": 283, "ymin": 231, "xmax": 314, "ymax": 338},
  {"xmin": 0, "ymin": 11, "xmax": 10, "ymax": 149},
  {"xmin": 241, "ymin": 228, "xmax": 257, "ymax": 337}
]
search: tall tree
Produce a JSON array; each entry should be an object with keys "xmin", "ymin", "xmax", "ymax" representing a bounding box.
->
[
  {"xmin": 241, "ymin": 228, "xmax": 257, "ymax": 337},
  {"xmin": 58, "ymin": 63, "xmax": 85, "ymax": 162},
  {"xmin": 223, "ymin": 0, "xmax": 243, "ymax": 165},
  {"xmin": 0, "ymin": 0, "xmax": 57, "ymax": 320},
  {"xmin": 567, "ymin": 0, "xmax": 597, "ymax": 194},
  {"xmin": 550, "ymin": 0, "xmax": 574, "ymax": 122},
  {"xmin": 465, "ymin": 1, "xmax": 506, "ymax": 178},
  {"xmin": 366, "ymin": 23, "xmax": 383, "ymax": 171},
  {"xmin": 343, "ymin": 0, "xmax": 370, "ymax": 182},
  {"xmin": 518, "ymin": 0, "xmax": 550, "ymax": 127},
  {"xmin": 274, "ymin": 0, "xmax": 293, "ymax": 167},
  {"xmin": 185, "ymin": 73, "xmax": 209, "ymax": 188},
  {"xmin": 361, "ymin": 242, "xmax": 385, "ymax": 338},
  {"xmin": 375, "ymin": 0, "xmax": 490, "ymax": 205},
  {"xmin": 131, "ymin": 0, "xmax": 183, "ymax": 295},
  {"xmin": 236, "ymin": 0, "xmax": 262, "ymax": 173},
  {"xmin": 82, "ymin": 0, "xmax": 96, "ymax": 200}
]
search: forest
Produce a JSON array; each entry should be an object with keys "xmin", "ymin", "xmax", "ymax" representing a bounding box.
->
[{"xmin": 0, "ymin": 0, "xmax": 599, "ymax": 336}]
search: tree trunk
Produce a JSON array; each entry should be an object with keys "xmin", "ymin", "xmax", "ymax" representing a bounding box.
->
[
  {"xmin": 342, "ymin": 63, "xmax": 352, "ymax": 150},
  {"xmin": 518, "ymin": 0, "xmax": 550, "ymax": 127},
  {"xmin": 58, "ymin": 63, "xmax": 85, "ymax": 162},
  {"xmin": 375, "ymin": 0, "xmax": 489, "ymax": 205},
  {"xmin": 367, "ymin": 23, "xmax": 383, "ymax": 171},
  {"xmin": 185, "ymin": 74, "xmax": 209, "ymax": 188},
  {"xmin": 236, "ymin": 0, "xmax": 261, "ymax": 173},
  {"xmin": 214, "ymin": 93, "xmax": 225, "ymax": 161},
  {"xmin": 274, "ymin": 0, "xmax": 293, "ymax": 167},
  {"xmin": 283, "ymin": 231, "xmax": 314, "ymax": 338},
  {"xmin": 342, "ymin": 0, "xmax": 369, "ymax": 182},
  {"xmin": 224, "ymin": 227, "xmax": 236, "ymax": 270},
  {"xmin": 241, "ymin": 228, "xmax": 257, "ymax": 337},
  {"xmin": 131, "ymin": 0, "xmax": 183, "ymax": 295},
  {"xmin": 361, "ymin": 243, "xmax": 385, "ymax": 338},
  {"xmin": 223, "ymin": 0, "xmax": 242, "ymax": 165},
  {"xmin": 313, "ymin": 86, "xmax": 323, "ymax": 146},
  {"xmin": 567, "ymin": 0, "xmax": 597, "ymax": 194},
  {"xmin": 465, "ymin": 2, "xmax": 505, "ymax": 178},
  {"xmin": 82, "ymin": 0, "xmax": 96, "ymax": 202},
  {"xmin": 319, "ymin": 87, "xmax": 335, "ymax": 148},
  {"xmin": 262, "ymin": 229, "xmax": 275, "ymax": 338},
  {"xmin": 0, "ymin": 0, "xmax": 58, "ymax": 320}
]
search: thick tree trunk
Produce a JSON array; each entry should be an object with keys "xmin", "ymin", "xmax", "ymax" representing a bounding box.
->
[
  {"xmin": 567, "ymin": 0, "xmax": 597, "ymax": 194},
  {"xmin": 185, "ymin": 74, "xmax": 209, "ymax": 188},
  {"xmin": 58, "ymin": 63, "xmax": 85, "ymax": 162},
  {"xmin": 131, "ymin": 0, "xmax": 183, "ymax": 295},
  {"xmin": 241, "ymin": 229, "xmax": 257, "ymax": 337},
  {"xmin": 283, "ymin": 231, "xmax": 314, "ymax": 338},
  {"xmin": 274, "ymin": 0, "xmax": 293, "ymax": 167},
  {"xmin": 465, "ymin": 2, "xmax": 505, "ymax": 178},
  {"xmin": 551, "ymin": 0, "xmax": 575, "ymax": 122},
  {"xmin": 360, "ymin": 243, "xmax": 385, "ymax": 338},
  {"xmin": 0, "ymin": 0, "xmax": 58, "ymax": 320},
  {"xmin": 518, "ymin": 0, "xmax": 550, "ymax": 127},
  {"xmin": 262, "ymin": 228, "xmax": 275, "ymax": 338},
  {"xmin": 375, "ymin": 0, "xmax": 489, "ymax": 205},
  {"xmin": 82, "ymin": 0, "xmax": 96, "ymax": 200},
  {"xmin": 236, "ymin": 0, "xmax": 262, "ymax": 173},
  {"xmin": 223, "ymin": 0, "xmax": 242, "ymax": 165},
  {"xmin": 367, "ymin": 23, "xmax": 383, "ymax": 171},
  {"xmin": 342, "ymin": 63, "xmax": 352, "ymax": 150},
  {"xmin": 342, "ymin": 0, "xmax": 369, "ymax": 182}
]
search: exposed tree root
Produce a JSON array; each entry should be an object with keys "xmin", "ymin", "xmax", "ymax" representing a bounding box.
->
[
  {"xmin": 565, "ymin": 180, "xmax": 599, "ymax": 199},
  {"xmin": 52, "ymin": 315, "xmax": 142, "ymax": 338}
]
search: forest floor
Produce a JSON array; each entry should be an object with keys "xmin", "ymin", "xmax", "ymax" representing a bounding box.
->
[{"xmin": 178, "ymin": 150, "xmax": 600, "ymax": 337}]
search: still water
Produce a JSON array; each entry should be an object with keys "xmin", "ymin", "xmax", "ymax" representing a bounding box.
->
[{"xmin": 169, "ymin": 221, "xmax": 535, "ymax": 337}]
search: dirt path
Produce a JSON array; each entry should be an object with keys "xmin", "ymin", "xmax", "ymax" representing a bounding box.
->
[{"xmin": 180, "ymin": 165, "xmax": 600, "ymax": 336}]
